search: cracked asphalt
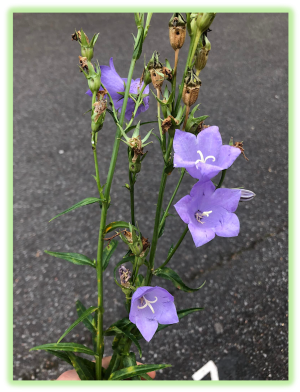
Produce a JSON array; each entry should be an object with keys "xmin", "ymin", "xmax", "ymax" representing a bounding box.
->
[{"xmin": 13, "ymin": 13, "xmax": 288, "ymax": 380}]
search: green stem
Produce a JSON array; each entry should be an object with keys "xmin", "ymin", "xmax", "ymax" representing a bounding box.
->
[
  {"xmin": 156, "ymin": 88, "xmax": 166, "ymax": 154},
  {"xmin": 158, "ymin": 168, "xmax": 185, "ymax": 233},
  {"xmin": 217, "ymin": 169, "xmax": 227, "ymax": 189},
  {"xmin": 95, "ymin": 57, "xmax": 137, "ymax": 380},
  {"xmin": 125, "ymin": 83, "xmax": 147, "ymax": 132},
  {"xmin": 159, "ymin": 226, "xmax": 189, "ymax": 269},
  {"xmin": 129, "ymin": 171, "xmax": 135, "ymax": 225}
]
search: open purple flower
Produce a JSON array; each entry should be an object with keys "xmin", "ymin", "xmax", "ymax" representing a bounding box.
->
[
  {"xmin": 173, "ymin": 127, "xmax": 241, "ymax": 183},
  {"xmin": 174, "ymin": 181, "xmax": 241, "ymax": 247},
  {"xmin": 86, "ymin": 57, "xmax": 149, "ymax": 121},
  {"xmin": 129, "ymin": 286, "xmax": 179, "ymax": 342}
]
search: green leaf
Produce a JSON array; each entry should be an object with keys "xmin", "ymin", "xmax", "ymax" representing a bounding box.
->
[
  {"xmin": 75, "ymin": 300, "xmax": 95, "ymax": 335},
  {"xmin": 44, "ymin": 251, "xmax": 96, "ymax": 268},
  {"xmin": 30, "ymin": 343, "xmax": 96, "ymax": 356},
  {"xmin": 45, "ymin": 349, "xmax": 72, "ymax": 366},
  {"xmin": 154, "ymin": 267, "xmax": 206, "ymax": 292},
  {"xmin": 132, "ymin": 26, "xmax": 144, "ymax": 60},
  {"xmin": 57, "ymin": 306, "xmax": 98, "ymax": 343},
  {"xmin": 135, "ymin": 274, "xmax": 145, "ymax": 288},
  {"xmin": 158, "ymin": 211, "xmax": 166, "ymax": 238},
  {"xmin": 125, "ymin": 121, "xmax": 156, "ymax": 134},
  {"xmin": 67, "ymin": 352, "xmax": 95, "ymax": 380},
  {"xmin": 104, "ymin": 221, "xmax": 131, "ymax": 234},
  {"xmin": 102, "ymin": 240, "xmax": 118, "ymax": 270},
  {"xmin": 167, "ymin": 244, "xmax": 174, "ymax": 257},
  {"xmin": 141, "ymin": 373, "xmax": 154, "ymax": 380},
  {"xmin": 49, "ymin": 198, "xmax": 100, "ymax": 222},
  {"xmin": 109, "ymin": 363, "xmax": 171, "ymax": 380},
  {"xmin": 164, "ymin": 161, "xmax": 174, "ymax": 175},
  {"xmin": 106, "ymin": 325, "xmax": 142, "ymax": 358}
]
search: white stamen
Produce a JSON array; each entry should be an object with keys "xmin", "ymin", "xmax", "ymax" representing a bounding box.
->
[
  {"xmin": 195, "ymin": 150, "xmax": 216, "ymax": 165},
  {"xmin": 195, "ymin": 210, "xmax": 213, "ymax": 224},
  {"xmin": 137, "ymin": 296, "xmax": 158, "ymax": 313}
]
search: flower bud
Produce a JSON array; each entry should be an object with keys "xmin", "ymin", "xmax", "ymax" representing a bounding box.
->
[
  {"xmin": 142, "ymin": 66, "xmax": 152, "ymax": 86},
  {"xmin": 137, "ymin": 237, "xmax": 151, "ymax": 266},
  {"xmin": 72, "ymin": 29, "xmax": 99, "ymax": 61},
  {"xmin": 239, "ymin": 189, "xmax": 256, "ymax": 202},
  {"xmin": 147, "ymin": 51, "xmax": 164, "ymax": 89},
  {"xmin": 91, "ymin": 99, "xmax": 106, "ymax": 133},
  {"xmin": 120, "ymin": 226, "xmax": 144, "ymax": 257},
  {"xmin": 197, "ymin": 13, "xmax": 216, "ymax": 33},
  {"xmin": 182, "ymin": 69, "xmax": 201, "ymax": 106},
  {"xmin": 195, "ymin": 34, "xmax": 211, "ymax": 73},
  {"xmin": 169, "ymin": 13, "xmax": 187, "ymax": 50},
  {"xmin": 81, "ymin": 47, "xmax": 94, "ymax": 62},
  {"xmin": 119, "ymin": 265, "xmax": 132, "ymax": 288}
]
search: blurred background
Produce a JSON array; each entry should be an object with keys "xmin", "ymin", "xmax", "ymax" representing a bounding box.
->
[{"xmin": 13, "ymin": 13, "xmax": 288, "ymax": 380}]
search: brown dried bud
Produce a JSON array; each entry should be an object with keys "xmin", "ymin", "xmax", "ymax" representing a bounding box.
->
[
  {"xmin": 123, "ymin": 230, "xmax": 133, "ymax": 243},
  {"xmin": 119, "ymin": 265, "xmax": 132, "ymax": 288},
  {"xmin": 150, "ymin": 68, "xmax": 164, "ymax": 89},
  {"xmin": 97, "ymin": 88, "xmax": 108, "ymax": 101},
  {"xmin": 78, "ymin": 55, "xmax": 88, "ymax": 72},
  {"xmin": 142, "ymin": 236, "xmax": 150, "ymax": 252},
  {"xmin": 196, "ymin": 121, "xmax": 210, "ymax": 134},
  {"xmin": 169, "ymin": 13, "xmax": 187, "ymax": 50},
  {"xmin": 162, "ymin": 67, "xmax": 173, "ymax": 81},
  {"xmin": 182, "ymin": 69, "xmax": 201, "ymax": 106},
  {"xmin": 234, "ymin": 141, "xmax": 249, "ymax": 161},
  {"xmin": 162, "ymin": 115, "xmax": 179, "ymax": 134},
  {"xmin": 72, "ymin": 30, "xmax": 81, "ymax": 41},
  {"xmin": 92, "ymin": 100, "xmax": 107, "ymax": 122}
]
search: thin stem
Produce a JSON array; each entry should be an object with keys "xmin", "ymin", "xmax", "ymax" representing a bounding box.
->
[
  {"xmin": 156, "ymin": 88, "xmax": 165, "ymax": 154},
  {"xmin": 182, "ymin": 105, "xmax": 190, "ymax": 131},
  {"xmin": 158, "ymin": 226, "xmax": 189, "ymax": 269},
  {"xmin": 158, "ymin": 168, "xmax": 185, "ymax": 233},
  {"xmin": 217, "ymin": 169, "xmax": 227, "ymax": 189},
  {"xmin": 95, "ymin": 57, "xmax": 137, "ymax": 380},
  {"xmin": 125, "ymin": 83, "xmax": 147, "ymax": 132},
  {"xmin": 129, "ymin": 171, "xmax": 135, "ymax": 225},
  {"xmin": 172, "ymin": 49, "xmax": 179, "ymax": 112}
]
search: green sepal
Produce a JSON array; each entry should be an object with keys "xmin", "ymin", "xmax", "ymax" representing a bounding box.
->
[
  {"xmin": 44, "ymin": 251, "xmax": 96, "ymax": 268},
  {"xmin": 57, "ymin": 306, "xmax": 98, "ymax": 343},
  {"xmin": 150, "ymin": 88, "xmax": 175, "ymax": 106},
  {"xmin": 49, "ymin": 197, "xmax": 101, "ymax": 222},
  {"xmin": 103, "ymin": 240, "xmax": 118, "ymax": 270},
  {"xmin": 154, "ymin": 267, "xmax": 206, "ymax": 292},
  {"xmin": 109, "ymin": 363, "xmax": 171, "ymax": 380},
  {"xmin": 165, "ymin": 58, "xmax": 172, "ymax": 70},
  {"xmin": 30, "ymin": 343, "xmax": 96, "ymax": 357},
  {"xmin": 67, "ymin": 352, "xmax": 96, "ymax": 380},
  {"xmin": 135, "ymin": 274, "xmax": 145, "ymax": 287},
  {"xmin": 104, "ymin": 221, "xmax": 136, "ymax": 234}
]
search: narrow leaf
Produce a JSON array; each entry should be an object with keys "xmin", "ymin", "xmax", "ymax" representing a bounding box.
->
[
  {"xmin": 44, "ymin": 251, "xmax": 95, "ymax": 268},
  {"xmin": 102, "ymin": 240, "xmax": 118, "ymax": 270},
  {"xmin": 109, "ymin": 363, "xmax": 171, "ymax": 380},
  {"xmin": 154, "ymin": 267, "xmax": 206, "ymax": 292},
  {"xmin": 67, "ymin": 352, "xmax": 95, "ymax": 380},
  {"xmin": 104, "ymin": 221, "xmax": 131, "ymax": 234},
  {"xmin": 45, "ymin": 349, "xmax": 72, "ymax": 366},
  {"xmin": 49, "ymin": 198, "xmax": 100, "ymax": 222},
  {"xmin": 75, "ymin": 300, "xmax": 95, "ymax": 335},
  {"xmin": 106, "ymin": 325, "xmax": 142, "ymax": 358},
  {"xmin": 125, "ymin": 121, "xmax": 156, "ymax": 134},
  {"xmin": 57, "ymin": 306, "xmax": 98, "ymax": 343},
  {"xmin": 30, "ymin": 343, "xmax": 96, "ymax": 356}
]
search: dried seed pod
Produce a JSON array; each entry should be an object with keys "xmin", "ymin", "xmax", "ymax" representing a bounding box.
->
[
  {"xmin": 162, "ymin": 66, "xmax": 173, "ymax": 81},
  {"xmin": 162, "ymin": 115, "xmax": 179, "ymax": 134},
  {"xmin": 147, "ymin": 51, "xmax": 164, "ymax": 89},
  {"xmin": 169, "ymin": 13, "xmax": 187, "ymax": 50},
  {"xmin": 195, "ymin": 34, "xmax": 211, "ymax": 74},
  {"xmin": 182, "ymin": 69, "xmax": 202, "ymax": 106},
  {"xmin": 92, "ymin": 100, "xmax": 107, "ymax": 122},
  {"xmin": 78, "ymin": 55, "xmax": 88, "ymax": 72}
]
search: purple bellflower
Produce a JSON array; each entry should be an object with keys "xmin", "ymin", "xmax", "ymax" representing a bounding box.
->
[
  {"xmin": 129, "ymin": 286, "xmax": 179, "ymax": 342},
  {"xmin": 86, "ymin": 57, "xmax": 149, "ymax": 121},
  {"xmin": 174, "ymin": 181, "xmax": 241, "ymax": 248},
  {"xmin": 173, "ymin": 127, "xmax": 241, "ymax": 183}
]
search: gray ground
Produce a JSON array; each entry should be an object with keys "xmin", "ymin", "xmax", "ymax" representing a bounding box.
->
[{"xmin": 13, "ymin": 13, "xmax": 288, "ymax": 380}]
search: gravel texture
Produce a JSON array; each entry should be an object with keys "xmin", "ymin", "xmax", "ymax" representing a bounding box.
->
[{"xmin": 13, "ymin": 12, "xmax": 288, "ymax": 380}]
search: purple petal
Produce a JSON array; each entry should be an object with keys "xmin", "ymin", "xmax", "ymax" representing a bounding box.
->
[
  {"xmin": 188, "ymin": 223, "xmax": 216, "ymax": 247},
  {"xmin": 211, "ymin": 188, "xmax": 241, "ymax": 212},
  {"xmin": 197, "ymin": 126, "xmax": 222, "ymax": 158},
  {"xmin": 86, "ymin": 89, "xmax": 93, "ymax": 97},
  {"xmin": 157, "ymin": 302, "xmax": 179, "ymax": 325},
  {"xmin": 215, "ymin": 212, "xmax": 240, "ymax": 237},
  {"xmin": 190, "ymin": 161, "xmax": 223, "ymax": 181},
  {"xmin": 215, "ymin": 145, "xmax": 241, "ymax": 169},
  {"xmin": 100, "ymin": 57, "xmax": 125, "ymax": 102},
  {"xmin": 173, "ymin": 130, "xmax": 199, "ymax": 168},
  {"xmin": 190, "ymin": 181, "xmax": 216, "ymax": 200},
  {"xmin": 136, "ymin": 317, "xmax": 158, "ymax": 342},
  {"xmin": 174, "ymin": 195, "xmax": 194, "ymax": 224}
]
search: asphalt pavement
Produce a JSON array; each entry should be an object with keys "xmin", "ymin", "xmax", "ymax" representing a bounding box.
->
[{"xmin": 13, "ymin": 12, "xmax": 288, "ymax": 380}]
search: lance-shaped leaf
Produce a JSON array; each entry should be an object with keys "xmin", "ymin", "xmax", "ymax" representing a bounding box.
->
[
  {"xmin": 109, "ymin": 363, "xmax": 171, "ymax": 380},
  {"xmin": 49, "ymin": 198, "xmax": 101, "ymax": 222},
  {"xmin": 57, "ymin": 306, "xmax": 98, "ymax": 343},
  {"xmin": 45, "ymin": 349, "xmax": 72, "ymax": 366},
  {"xmin": 185, "ymin": 104, "xmax": 209, "ymax": 133},
  {"xmin": 44, "ymin": 251, "xmax": 96, "ymax": 268},
  {"xmin": 136, "ymin": 307, "xmax": 204, "ymax": 340},
  {"xmin": 30, "ymin": 343, "xmax": 96, "ymax": 356},
  {"xmin": 106, "ymin": 325, "xmax": 142, "ymax": 358},
  {"xmin": 76, "ymin": 300, "xmax": 95, "ymax": 335},
  {"xmin": 125, "ymin": 121, "xmax": 157, "ymax": 134},
  {"xmin": 104, "ymin": 221, "xmax": 134, "ymax": 234},
  {"xmin": 67, "ymin": 352, "xmax": 95, "ymax": 380},
  {"xmin": 102, "ymin": 240, "xmax": 118, "ymax": 270},
  {"xmin": 150, "ymin": 88, "xmax": 175, "ymax": 106},
  {"xmin": 154, "ymin": 267, "xmax": 206, "ymax": 292}
]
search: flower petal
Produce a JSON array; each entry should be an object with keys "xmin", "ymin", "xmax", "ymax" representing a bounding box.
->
[
  {"xmin": 215, "ymin": 145, "xmax": 241, "ymax": 169},
  {"xmin": 188, "ymin": 223, "xmax": 216, "ymax": 247},
  {"xmin": 197, "ymin": 126, "xmax": 222, "ymax": 158},
  {"xmin": 157, "ymin": 302, "xmax": 179, "ymax": 325},
  {"xmin": 100, "ymin": 57, "xmax": 125, "ymax": 102},
  {"xmin": 173, "ymin": 130, "xmax": 199, "ymax": 167},
  {"xmin": 136, "ymin": 317, "xmax": 158, "ymax": 342},
  {"xmin": 190, "ymin": 180, "xmax": 216, "ymax": 200},
  {"xmin": 215, "ymin": 212, "xmax": 240, "ymax": 237},
  {"xmin": 174, "ymin": 195, "xmax": 194, "ymax": 224},
  {"xmin": 187, "ymin": 161, "xmax": 222, "ymax": 181},
  {"xmin": 211, "ymin": 188, "xmax": 241, "ymax": 212}
]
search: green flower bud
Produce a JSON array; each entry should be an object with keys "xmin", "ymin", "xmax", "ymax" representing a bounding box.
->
[
  {"xmin": 88, "ymin": 73, "xmax": 101, "ymax": 93},
  {"xmin": 195, "ymin": 34, "xmax": 211, "ymax": 73},
  {"xmin": 129, "ymin": 161, "xmax": 141, "ymax": 174},
  {"xmin": 119, "ymin": 224, "xmax": 144, "ymax": 257},
  {"xmin": 197, "ymin": 13, "xmax": 216, "ymax": 33},
  {"xmin": 143, "ymin": 66, "xmax": 152, "ymax": 86},
  {"xmin": 81, "ymin": 46, "xmax": 94, "ymax": 61},
  {"xmin": 72, "ymin": 29, "xmax": 99, "ymax": 61}
]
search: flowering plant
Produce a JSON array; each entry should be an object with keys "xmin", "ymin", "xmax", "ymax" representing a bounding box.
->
[{"xmin": 30, "ymin": 13, "xmax": 254, "ymax": 380}]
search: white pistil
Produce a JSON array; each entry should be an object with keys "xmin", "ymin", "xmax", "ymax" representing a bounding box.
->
[
  {"xmin": 137, "ymin": 296, "xmax": 158, "ymax": 313},
  {"xmin": 195, "ymin": 210, "xmax": 213, "ymax": 224},
  {"xmin": 195, "ymin": 150, "xmax": 216, "ymax": 165}
]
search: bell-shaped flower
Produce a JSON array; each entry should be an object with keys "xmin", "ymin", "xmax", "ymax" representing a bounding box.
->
[
  {"xmin": 86, "ymin": 57, "xmax": 149, "ymax": 121},
  {"xmin": 173, "ymin": 127, "xmax": 241, "ymax": 183},
  {"xmin": 129, "ymin": 286, "xmax": 179, "ymax": 342},
  {"xmin": 174, "ymin": 180, "xmax": 241, "ymax": 247}
]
